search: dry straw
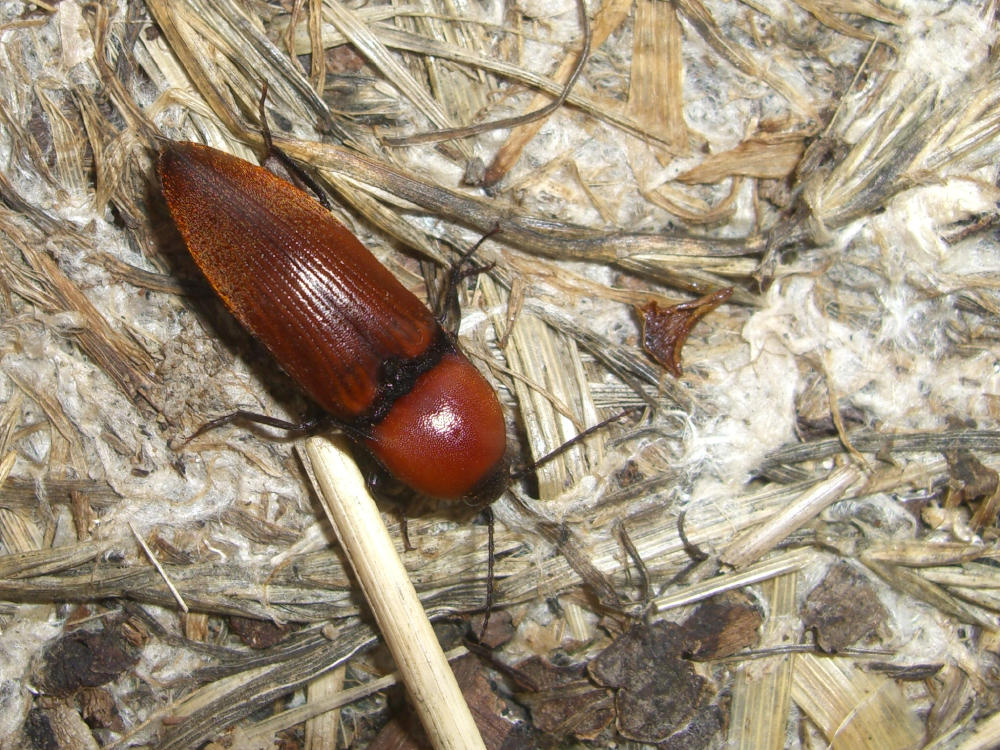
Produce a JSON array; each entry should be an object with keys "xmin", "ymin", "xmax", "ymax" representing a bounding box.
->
[{"xmin": 305, "ymin": 436, "xmax": 486, "ymax": 750}]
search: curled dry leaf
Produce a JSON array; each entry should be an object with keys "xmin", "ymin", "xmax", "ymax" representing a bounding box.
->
[{"xmin": 639, "ymin": 288, "xmax": 733, "ymax": 376}]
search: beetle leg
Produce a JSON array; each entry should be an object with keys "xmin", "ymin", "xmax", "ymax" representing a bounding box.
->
[
  {"xmin": 478, "ymin": 506, "xmax": 495, "ymax": 642},
  {"xmin": 398, "ymin": 513, "xmax": 415, "ymax": 552},
  {"xmin": 181, "ymin": 410, "xmax": 327, "ymax": 445}
]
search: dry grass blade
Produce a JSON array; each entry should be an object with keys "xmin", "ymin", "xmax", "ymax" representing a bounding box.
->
[
  {"xmin": 483, "ymin": 0, "xmax": 634, "ymax": 183},
  {"xmin": 278, "ymin": 137, "xmax": 760, "ymax": 267},
  {"xmin": 323, "ymin": 1, "xmax": 472, "ymax": 159},
  {"xmin": 721, "ymin": 465, "xmax": 863, "ymax": 568},
  {"xmin": 0, "ymin": 542, "xmax": 105, "ymax": 579},
  {"xmin": 0, "ymin": 507, "xmax": 43, "ymax": 554},
  {"xmin": 146, "ymin": 622, "xmax": 380, "ymax": 750},
  {"xmin": 0, "ymin": 450, "xmax": 14, "ymax": 489},
  {"xmin": 376, "ymin": 22, "xmax": 678, "ymax": 150},
  {"xmin": 304, "ymin": 665, "xmax": 345, "ymax": 750},
  {"xmin": 628, "ymin": 0, "xmax": 686, "ymax": 150},
  {"xmin": 144, "ymin": 0, "xmax": 339, "ymax": 144},
  {"xmin": 727, "ymin": 575, "xmax": 796, "ymax": 750},
  {"xmin": 792, "ymin": 0, "xmax": 903, "ymax": 45},
  {"xmin": 863, "ymin": 560, "xmax": 1000, "ymax": 631},
  {"xmin": 760, "ymin": 430, "xmax": 1000, "ymax": 473},
  {"xmin": 389, "ymin": 6, "xmax": 493, "ymax": 151},
  {"xmin": 792, "ymin": 652, "xmax": 924, "ymax": 750},
  {"xmin": 0, "ymin": 478, "xmax": 120, "ymax": 511},
  {"xmin": 495, "ymin": 306, "xmax": 600, "ymax": 494},
  {"xmin": 766, "ymin": 58, "xmax": 1000, "ymax": 270},
  {"xmin": 676, "ymin": 134, "xmax": 806, "ymax": 184},
  {"xmin": 386, "ymin": 0, "xmax": 590, "ymax": 147},
  {"xmin": 12, "ymin": 242, "xmax": 156, "ymax": 405},
  {"xmin": 523, "ymin": 303, "xmax": 676, "ymax": 408},
  {"xmin": 655, "ymin": 549, "xmax": 813, "ymax": 613},
  {"xmin": 307, "ymin": 0, "xmax": 325, "ymax": 94},
  {"xmin": 279, "ymin": 13, "xmax": 680, "ymax": 151},
  {"xmin": 944, "ymin": 709, "xmax": 1000, "ymax": 750}
]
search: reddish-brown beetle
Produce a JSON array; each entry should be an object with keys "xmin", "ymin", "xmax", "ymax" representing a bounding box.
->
[{"xmin": 158, "ymin": 141, "xmax": 509, "ymax": 507}]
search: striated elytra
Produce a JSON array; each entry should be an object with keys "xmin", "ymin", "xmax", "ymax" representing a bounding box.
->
[{"xmin": 158, "ymin": 141, "xmax": 509, "ymax": 505}]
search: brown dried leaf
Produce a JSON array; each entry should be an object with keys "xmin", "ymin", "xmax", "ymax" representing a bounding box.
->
[
  {"xmin": 659, "ymin": 704, "xmax": 725, "ymax": 750},
  {"xmin": 676, "ymin": 135, "xmax": 805, "ymax": 184},
  {"xmin": 947, "ymin": 450, "xmax": 999, "ymax": 503},
  {"xmin": 589, "ymin": 621, "xmax": 716, "ymax": 745},
  {"xmin": 628, "ymin": 0, "xmax": 687, "ymax": 149},
  {"xmin": 35, "ymin": 625, "xmax": 140, "ymax": 696},
  {"xmin": 802, "ymin": 562, "xmax": 887, "ymax": 652},
  {"xmin": 469, "ymin": 608, "xmax": 516, "ymax": 650},
  {"xmin": 946, "ymin": 450, "xmax": 1000, "ymax": 530},
  {"xmin": 371, "ymin": 654, "xmax": 530, "ymax": 750},
  {"xmin": 229, "ymin": 615, "xmax": 293, "ymax": 649},
  {"xmin": 453, "ymin": 655, "xmax": 532, "ymax": 750},
  {"xmin": 639, "ymin": 288, "xmax": 733, "ymax": 376},
  {"xmin": 513, "ymin": 657, "xmax": 614, "ymax": 741},
  {"xmin": 77, "ymin": 687, "xmax": 125, "ymax": 732},
  {"xmin": 683, "ymin": 592, "xmax": 763, "ymax": 660}
]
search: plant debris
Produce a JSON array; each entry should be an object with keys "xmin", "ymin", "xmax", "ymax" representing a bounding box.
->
[
  {"xmin": 34, "ymin": 622, "xmax": 142, "ymax": 696},
  {"xmin": 589, "ymin": 621, "xmax": 717, "ymax": 746},
  {"xmin": 0, "ymin": 0, "xmax": 998, "ymax": 747},
  {"xmin": 510, "ymin": 656, "xmax": 615, "ymax": 742},
  {"xmin": 683, "ymin": 592, "xmax": 763, "ymax": 660},
  {"xmin": 802, "ymin": 562, "xmax": 888, "ymax": 653},
  {"xmin": 228, "ymin": 615, "xmax": 294, "ymax": 650},
  {"xmin": 639, "ymin": 288, "xmax": 733, "ymax": 377}
]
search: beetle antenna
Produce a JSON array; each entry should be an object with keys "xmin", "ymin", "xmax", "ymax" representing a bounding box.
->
[
  {"xmin": 255, "ymin": 82, "xmax": 334, "ymax": 210},
  {"xmin": 511, "ymin": 406, "xmax": 643, "ymax": 481},
  {"xmin": 456, "ymin": 223, "xmax": 501, "ymax": 266},
  {"xmin": 436, "ymin": 224, "xmax": 501, "ymax": 328},
  {"xmin": 257, "ymin": 81, "xmax": 274, "ymax": 153}
]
